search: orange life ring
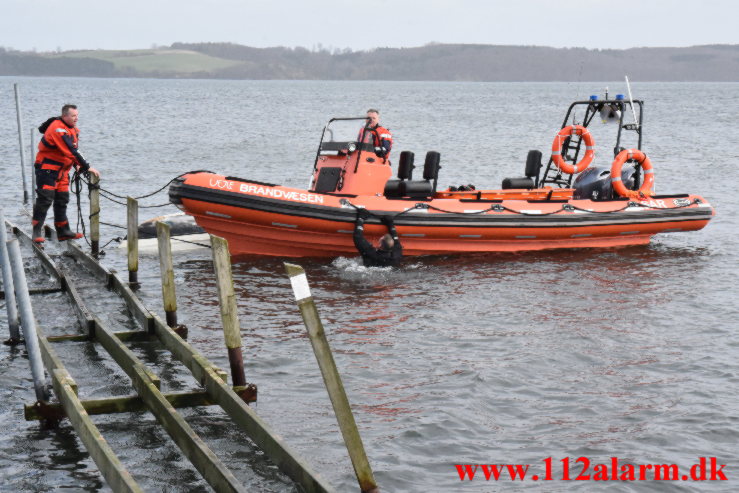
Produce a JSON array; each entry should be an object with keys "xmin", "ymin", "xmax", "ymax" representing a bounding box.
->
[
  {"xmin": 551, "ymin": 125, "xmax": 595, "ymax": 174},
  {"xmin": 611, "ymin": 149, "xmax": 654, "ymax": 199}
]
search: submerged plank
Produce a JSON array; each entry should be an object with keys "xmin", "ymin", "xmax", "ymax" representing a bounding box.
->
[{"xmin": 51, "ymin": 369, "xmax": 143, "ymax": 493}]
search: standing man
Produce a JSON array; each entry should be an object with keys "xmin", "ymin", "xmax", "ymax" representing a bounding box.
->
[
  {"xmin": 32, "ymin": 104, "xmax": 99, "ymax": 243},
  {"xmin": 360, "ymin": 108, "xmax": 393, "ymax": 163}
]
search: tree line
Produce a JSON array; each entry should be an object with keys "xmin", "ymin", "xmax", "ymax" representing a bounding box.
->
[{"xmin": 1, "ymin": 43, "xmax": 737, "ymax": 81}]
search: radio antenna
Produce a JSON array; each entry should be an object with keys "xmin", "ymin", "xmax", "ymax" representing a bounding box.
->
[{"xmin": 625, "ymin": 76, "xmax": 638, "ymax": 126}]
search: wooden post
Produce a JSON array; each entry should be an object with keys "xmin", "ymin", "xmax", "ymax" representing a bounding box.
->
[
  {"xmin": 284, "ymin": 263, "xmax": 379, "ymax": 493},
  {"xmin": 0, "ymin": 210, "xmax": 21, "ymax": 343},
  {"xmin": 89, "ymin": 174, "xmax": 100, "ymax": 256},
  {"xmin": 127, "ymin": 197, "xmax": 138, "ymax": 286},
  {"xmin": 14, "ymin": 83, "xmax": 29, "ymax": 205},
  {"xmin": 156, "ymin": 222, "xmax": 177, "ymax": 327},
  {"xmin": 210, "ymin": 235, "xmax": 246, "ymax": 388}
]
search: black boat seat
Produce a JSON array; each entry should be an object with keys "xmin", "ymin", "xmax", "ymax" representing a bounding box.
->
[
  {"xmin": 384, "ymin": 179, "xmax": 404, "ymax": 198},
  {"xmin": 502, "ymin": 177, "xmax": 535, "ymax": 189},
  {"xmin": 383, "ymin": 179, "xmax": 434, "ymax": 198},
  {"xmin": 402, "ymin": 180, "xmax": 434, "ymax": 198}
]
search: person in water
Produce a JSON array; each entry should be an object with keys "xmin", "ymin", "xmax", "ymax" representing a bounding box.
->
[
  {"xmin": 359, "ymin": 108, "xmax": 393, "ymax": 162},
  {"xmin": 353, "ymin": 208, "xmax": 403, "ymax": 267}
]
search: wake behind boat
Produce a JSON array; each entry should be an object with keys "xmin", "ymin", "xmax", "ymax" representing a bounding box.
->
[{"xmin": 168, "ymin": 94, "xmax": 714, "ymax": 257}]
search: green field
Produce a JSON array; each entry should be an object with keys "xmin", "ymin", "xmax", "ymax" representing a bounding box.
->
[{"xmin": 51, "ymin": 49, "xmax": 240, "ymax": 74}]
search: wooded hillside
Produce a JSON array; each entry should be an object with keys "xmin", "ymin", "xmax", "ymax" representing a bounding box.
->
[{"xmin": 1, "ymin": 43, "xmax": 737, "ymax": 81}]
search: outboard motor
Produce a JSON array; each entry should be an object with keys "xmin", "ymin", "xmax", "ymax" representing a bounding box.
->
[{"xmin": 573, "ymin": 165, "xmax": 636, "ymax": 200}]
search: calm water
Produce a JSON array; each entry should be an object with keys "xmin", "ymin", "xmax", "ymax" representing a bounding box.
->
[{"xmin": 1, "ymin": 78, "xmax": 737, "ymax": 492}]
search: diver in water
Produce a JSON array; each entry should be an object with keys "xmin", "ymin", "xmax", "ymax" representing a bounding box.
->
[{"xmin": 353, "ymin": 208, "xmax": 403, "ymax": 268}]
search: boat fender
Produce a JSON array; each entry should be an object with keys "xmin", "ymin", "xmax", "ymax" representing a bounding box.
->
[
  {"xmin": 397, "ymin": 151, "xmax": 415, "ymax": 180},
  {"xmin": 611, "ymin": 149, "xmax": 654, "ymax": 199},
  {"xmin": 551, "ymin": 125, "xmax": 595, "ymax": 174}
]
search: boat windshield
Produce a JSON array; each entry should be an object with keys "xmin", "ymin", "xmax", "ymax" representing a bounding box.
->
[{"xmin": 319, "ymin": 117, "xmax": 375, "ymax": 155}]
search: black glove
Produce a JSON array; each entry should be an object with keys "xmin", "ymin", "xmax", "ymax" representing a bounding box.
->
[
  {"xmin": 380, "ymin": 215, "xmax": 394, "ymax": 226},
  {"xmin": 357, "ymin": 208, "xmax": 371, "ymax": 220}
]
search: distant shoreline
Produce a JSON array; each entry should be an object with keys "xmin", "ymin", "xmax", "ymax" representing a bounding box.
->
[{"xmin": 2, "ymin": 43, "xmax": 737, "ymax": 81}]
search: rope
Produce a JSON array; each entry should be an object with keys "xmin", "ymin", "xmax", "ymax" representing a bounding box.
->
[{"xmin": 68, "ymin": 169, "xmax": 212, "ymax": 255}]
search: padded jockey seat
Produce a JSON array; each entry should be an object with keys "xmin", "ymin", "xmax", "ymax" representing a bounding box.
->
[
  {"xmin": 401, "ymin": 180, "xmax": 434, "ymax": 199},
  {"xmin": 501, "ymin": 150, "xmax": 542, "ymax": 190},
  {"xmin": 384, "ymin": 179, "xmax": 404, "ymax": 198}
]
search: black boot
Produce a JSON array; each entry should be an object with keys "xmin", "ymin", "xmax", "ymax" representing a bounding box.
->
[
  {"xmin": 32, "ymin": 189, "xmax": 54, "ymax": 244},
  {"xmin": 32, "ymin": 220, "xmax": 45, "ymax": 244},
  {"xmin": 53, "ymin": 192, "xmax": 81, "ymax": 241},
  {"xmin": 55, "ymin": 221, "xmax": 82, "ymax": 241}
]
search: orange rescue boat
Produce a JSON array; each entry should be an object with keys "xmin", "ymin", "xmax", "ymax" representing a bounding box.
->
[{"xmin": 169, "ymin": 96, "xmax": 714, "ymax": 257}]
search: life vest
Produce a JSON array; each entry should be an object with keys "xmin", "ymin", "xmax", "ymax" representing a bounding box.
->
[
  {"xmin": 360, "ymin": 124, "xmax": 393, "ymax": 160},
  {"xmin": 35, "ymin": 117, "xmax": 81, "ymax": 172}
]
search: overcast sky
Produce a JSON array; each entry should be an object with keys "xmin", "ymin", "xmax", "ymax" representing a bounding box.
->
[{"xmin": 2, "ymin": 0, "xmax": 737, "ymax": 53}]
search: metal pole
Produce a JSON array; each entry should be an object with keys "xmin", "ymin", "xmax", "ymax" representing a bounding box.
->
[
  {"xmin": 30, "ymin": 128, "xmax": 36, "ymax": 204},
  {"xmin": 156, "ymin": 222, "xmax": 177, "ymax": 327},
  {"xmin": 6, "ymin": 238, "xmax": 49, "ymax": 402},
  {"xmin": 0, "ymin": 210, "xmax": 22, "ymax": 343},
  {"xmin": 210, "ymin": 235, "xmax": 246, "ymax": 388},
  {"xmin": 89, "ymin": 174, "xmax": 100, "ymax": 256},
  {"xmin": 127, "ymin": 197, "xmax": 138, "ymax": 286},
  {"xmin": 284, "ymin": 263, "xmax": 379, "ymax": 493},
  {"xmin": 14, "ymin": 84, "xmax": 29, "ymax": 205}
]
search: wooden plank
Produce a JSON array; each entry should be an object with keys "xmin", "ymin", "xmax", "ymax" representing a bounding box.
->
[
  {"xmin": 35, "ymin": 325, "xmax": 77, "ymax": 394},
  {"xmin": 130, "ymin": 365, "xmax": 246, "ymax": 493},
  {"xmin": 51, "ymin": 369, "xmax": 143, "ymax": 493},
  {"xmin": 25, "ymin": 390, "xmax": 216, "ymax": 420},
  {"xmin": 202, "ymin": 364, "xmax": 336, "ymax": 493},
  {"xmin": 109, "ymin": 272, "xmax": 154, "ymax": 333},
  {"xmin": 92, "ymin": 315, "xmax": 160, "ymax": 390},
  {"xmin": 0, "ymin": 287, "xmax": 63, "ymax": 298},
  {"xmin": 46, "ymin": 330, "xmax": 151, "ymax": 343},
  {"xmin": 148, "ymin": 313, "xmax": 334, "ymax": 492},
  {"xmin": 66, "ymin": 240, "xmax": 110, "ymax": 282},
  {"xmin": 10, "ymin": 221, "xmax": 65, "ymax": 286},
  {"xmin": 18, "ymin": 218, "xmax": 335, "ymax": 493},
  {"xmin": 64, "ymin": 276, "xmax": 96, "ymax": 336}
]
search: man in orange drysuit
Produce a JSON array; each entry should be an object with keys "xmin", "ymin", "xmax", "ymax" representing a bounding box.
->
[
  {"xmin": 32, "ymin": 104, "xmax": 100, "ymax": 243},
  {"xmin": 359, "ymin": 108, "xmax": 393, "ymax": 162}
]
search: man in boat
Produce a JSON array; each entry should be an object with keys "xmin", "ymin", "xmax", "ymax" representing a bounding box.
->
[
  {"xmin": 32, "ymin": 104, "xmax": 100, "ymax": 243},
  {"xmin": 353, "ymin": 209, "xmax": 403, "ymax": 268},
  {"xmin": 360, "ymin": 108, "xmax": 393, "ymax": 163}
]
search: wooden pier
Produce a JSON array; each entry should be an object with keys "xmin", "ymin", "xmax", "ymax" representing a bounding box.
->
[
  {"xmin": 4, "ymin": 85, "xmax": 381, "ymax": 488},
  {"xmin": 1, "ymin": 209, "xmax": 384, "ymax": 491}
]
